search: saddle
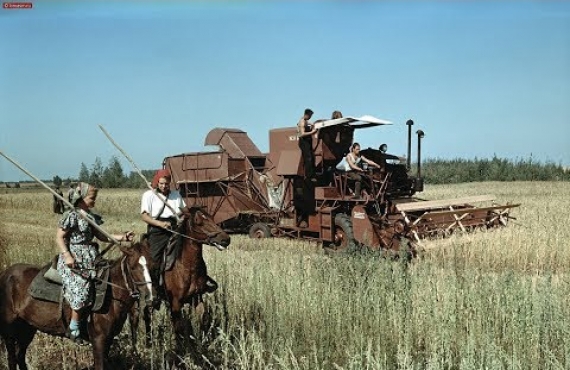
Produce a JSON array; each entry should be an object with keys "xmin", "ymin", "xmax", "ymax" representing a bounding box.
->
[
  {"xmin": 140, "ymin": 232, "xmax": 181, "ymax": 275},
  {"xmin": 164, "ymin": 234, "xmax": 183, "ymax": 272},
  {"xmin": 28, "ymin": 256, "xmax": 111, "ymax": 312}
]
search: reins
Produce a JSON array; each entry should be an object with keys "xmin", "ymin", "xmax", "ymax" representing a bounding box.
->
[
  {"xmin": 70, "ymin": 256, "xmax": 151, "ymax": 299},
  {"xmin": 158, "ymin": 209, "xmax": 225, "ymax": 246},
  {"xmin": 167, "ymin": 225, "xmax": 223, "ymax": 244}
]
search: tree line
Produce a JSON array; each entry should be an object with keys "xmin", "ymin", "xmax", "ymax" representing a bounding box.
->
[
  {"xmin": 417, "ymin": 156, "xmax": 570, "ymax": 183},
  {"xmin": 38, "ymin": 155, "xmax": 570, "ymax": 189},
  {"xmin": 51, "ymin": 156, "xmax": 156, "ymax": 189}
]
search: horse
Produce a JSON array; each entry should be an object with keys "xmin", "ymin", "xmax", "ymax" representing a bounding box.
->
[
  {"xmin": 130, "ymin": 206, "xmax": 231, "ymax": 354},
  {"xmin": 0, "ymin": 242, "xmax": 155, "ymax": 370}
]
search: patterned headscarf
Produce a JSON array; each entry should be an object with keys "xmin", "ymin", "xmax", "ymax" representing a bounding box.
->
[{"xmin": 70, "ymin": 182, "xmax": 98, "ymax": 206}]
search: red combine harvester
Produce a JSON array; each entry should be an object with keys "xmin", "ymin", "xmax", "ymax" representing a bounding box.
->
[{"xmin": 163, "ymin": 116, "xmax": 519, "ymax": 253}]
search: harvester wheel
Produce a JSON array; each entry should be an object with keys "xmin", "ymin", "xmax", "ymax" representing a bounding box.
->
[
  {"xmin": 332, "ymin": 213, "xmax": 358, "ymax": 252},
  {"xmin": 248, "ymin": 222, "xmax": 272, "ymax": 239}
]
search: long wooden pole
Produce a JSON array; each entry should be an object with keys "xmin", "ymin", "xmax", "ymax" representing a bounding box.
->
[
  {"xmin": 0, "ymin": 150, "xmax": 120, "ymax": 244},
  {"xmin": 98, "ymin": 124, "xmax": 181, "ymax": 222}
]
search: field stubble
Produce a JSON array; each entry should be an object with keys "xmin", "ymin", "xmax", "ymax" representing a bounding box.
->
[{"xmin": 0, "ymin": 182, "xmax": 569, "ymax": 369}]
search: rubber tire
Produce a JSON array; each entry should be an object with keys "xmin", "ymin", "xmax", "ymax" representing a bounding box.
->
[
  {"xmin": 333, "ymin": 213, "xmax": 358, "ymax": 252},
  {"xmin": 248, "ymin": 222, "xmax": 272, "ymax": 239}
]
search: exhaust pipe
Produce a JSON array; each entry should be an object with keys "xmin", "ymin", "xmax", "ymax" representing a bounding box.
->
[
  {"xmin": 416, "ymin": 129, "xmax": 425, "ymax": 178},
  {"xmin": 406, "ymin": 119, "xmax": 414, "ymax": 170}
]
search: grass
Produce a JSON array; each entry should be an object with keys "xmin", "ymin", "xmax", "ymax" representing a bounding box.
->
[{"xmin": 0, "ymin": 182, "xmax": 569, "ymax": 369}]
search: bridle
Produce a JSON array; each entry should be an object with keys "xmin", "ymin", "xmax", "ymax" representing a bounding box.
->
[
  {"xmin": 166, "ymin": 208, "xmax": 227, "ymax": 250},
  {"xmin": 120, "ymin": 255, "xmax": 153, "ymax": 300}
]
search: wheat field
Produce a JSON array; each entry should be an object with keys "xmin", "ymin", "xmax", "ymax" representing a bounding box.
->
[{"xmin": 0, "ymin": 181, "xmax": 569, "ymax": 370}]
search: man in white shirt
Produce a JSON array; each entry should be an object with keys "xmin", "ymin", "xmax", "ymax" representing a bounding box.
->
[{"xmin": 141, "ymin": 169, "xmax": 186, "ymax": 275}]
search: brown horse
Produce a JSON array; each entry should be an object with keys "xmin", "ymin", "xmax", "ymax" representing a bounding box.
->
[
  {"xmin": 0, "ymin": 243, "xmax": 154, "ymax": 370},
  {"xmin": 130, "ymin": 206, "xmax": 230, "ymax": 353}
]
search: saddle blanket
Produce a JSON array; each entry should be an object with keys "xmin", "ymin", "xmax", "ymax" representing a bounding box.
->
[{"xmin": 28, "ymin": 263, "xmax": 110, "ymax": 312}]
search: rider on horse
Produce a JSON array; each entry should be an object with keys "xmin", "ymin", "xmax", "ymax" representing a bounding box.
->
[{"xmin": 56, "ymin": 182, "xmax": 134, "ymax": 343}]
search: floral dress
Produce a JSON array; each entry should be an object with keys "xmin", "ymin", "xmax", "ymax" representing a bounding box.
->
[{"xmin": 57, "ymin": 211, "xmax": 100, "ymax": 310}]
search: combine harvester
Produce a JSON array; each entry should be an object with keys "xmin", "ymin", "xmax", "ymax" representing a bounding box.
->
[{"xmin": 162, "ymin": 115, "xmax": 519, "ymax": 254}]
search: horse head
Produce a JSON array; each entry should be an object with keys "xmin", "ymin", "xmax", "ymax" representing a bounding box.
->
[
  {"xmin": 180, "ymin": 206, "xmax": 231, "ymax": 251},
  {"xmin": 118, "ymin": 242, "xmax": 156, "ymax": 304}
]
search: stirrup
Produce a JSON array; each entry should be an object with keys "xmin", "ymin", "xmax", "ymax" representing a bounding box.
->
[{"xmin": 205, "ymin": 277, "xmax": 218, "ymax": 293}]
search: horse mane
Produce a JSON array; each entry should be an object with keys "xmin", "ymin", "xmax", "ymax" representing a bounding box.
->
[
  {"xmin": 180, "ymin": 205, "xmax": 205, "ymax": 216},
  {"xmin": 179, "ymin": 206, "xmax": 207, "ymax": 231}
]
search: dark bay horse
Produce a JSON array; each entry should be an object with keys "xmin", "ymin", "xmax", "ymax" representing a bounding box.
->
[
  {"xmin": 130, "ymin": 206, "xmax": 230, "ymax": 352},
  {"xmin": 0, "ymin": 243, "xmax": 154, "ymax": 370}
]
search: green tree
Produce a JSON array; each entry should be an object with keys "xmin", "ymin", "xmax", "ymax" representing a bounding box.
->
[
  {"xmin": 127, "ymin": 169, "xmax": 155, "ymax": 189},
  {"xmin": 78, "ymin": 163, "xmax": 90, "ymax": 183},
  {"xmin": 89, "ymin": 157, "xmax": 104, "ymax": 188},
  {"xmin": 52, "ymin": 175, "xmax": 63, "ymax": 187},
  {"xmin": 126, "ymin": 171, "xmax": 141, "ymax": 188},
  {"xmin": 102, "ymin": 156, "xmax": 125, "ymax": 188}
]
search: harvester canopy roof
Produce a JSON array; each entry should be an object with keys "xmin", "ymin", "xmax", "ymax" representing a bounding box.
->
[{"xmin": 313, "ymin": 115, "xmax": 392, "ymax": 130}]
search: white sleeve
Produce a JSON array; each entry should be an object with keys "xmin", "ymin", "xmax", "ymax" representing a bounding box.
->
[
  {"xmin": 141, "ymin": 191, "xmax": 153, "ymax": 215},
  {"xmin": 176, "ymin": 192, "xmax": 186, "ymax": 210}
]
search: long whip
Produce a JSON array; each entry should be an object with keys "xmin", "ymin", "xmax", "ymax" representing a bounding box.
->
[
  {"xmin": 0, "ymin": 150, "xmax": 121, "ymax": 245},
  {"xmin": 98, "ymin": 124, "xmax": 181, "ymax": 223}
]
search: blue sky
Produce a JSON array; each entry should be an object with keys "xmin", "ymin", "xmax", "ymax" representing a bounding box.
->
[{"xmin": 1, "ymin": 1, "xmax": 569, "ymax": 181}]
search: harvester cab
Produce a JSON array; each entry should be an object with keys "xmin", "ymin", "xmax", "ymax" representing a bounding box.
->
[{"xmin": 266, "ymin": 115, "xmax": 422, "ymax": 210}]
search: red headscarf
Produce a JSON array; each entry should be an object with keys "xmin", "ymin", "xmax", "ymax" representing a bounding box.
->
[{"xmin": 151, "ymin": 169, "xmax": 171, "ymax": 188}]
